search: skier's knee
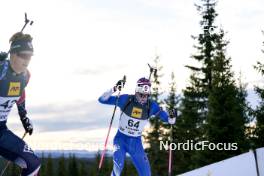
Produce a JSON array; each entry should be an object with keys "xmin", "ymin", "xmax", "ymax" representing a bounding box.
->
[
  {"xmin": 23, "ymin": 156, "xmax": 41, "ymax": 176},
  {"xmin": 29, "ymin": 156, "xmax": 41, "ymax": 175},
  {"xmin": 27, "ymin": 164, "xmax": 41, "ymax": 176}
]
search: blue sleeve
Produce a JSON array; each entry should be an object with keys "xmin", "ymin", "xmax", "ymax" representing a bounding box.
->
[{"xmin": 150, "ymin": 101, "xmax": 169, "ymax": 123}]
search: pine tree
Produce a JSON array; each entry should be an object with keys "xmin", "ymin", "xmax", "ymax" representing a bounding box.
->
[
  {"xmin": 237, "ymin": 72, "xmax": 252, "ymax": 147},
  {"xmin": 40, "ymin": 152, "xmax": 46, "ymax": 176},
  {"xmin": 105, "ymin": 156, "xmax": 113, "ymax": 175},
  {"xmin": 165, "ymin": 72, "xmax": 179, "ymax": 111},
  {"xmin": 175, "ymin": 72, "xmax": 206, "ymax": 173},
  {"xmin": 58, "ymin": 154, "xmax": 67, "ymax": 176},
  {"xmin": 179, "ymin": 0, "xmax": 250, "ymax": 172},
  {"xmin": 204, "ymin": 28, "xmax": 249, "ymax": 164},
  {"xmin": 94, "ymin": 151, "xmax": 110, "ymax": 176},
  {"xmin": 122, "ymin": 157, "xmax": 128, "ymax": 175},
  {"xmin": 176, "ymin": 0, "xmax": 218, "ymax": 171},
  {"xmin": 92, "ymin": 151, "xmax": 101, "ymax": 175},
  {"xmin": 68, "ymin": 154, "xmax": 79, "ymax": 176},
  {"xmin": 124, "ymin": 159, "xmax": 138, "ymax": 175},
  {"xmin": 190, "ymin": 0, "xmax": 219, "ymax": 91},
  {"xmin": 253, "ymin": 31, "xmax": 264, "ymax": 148},
  {"xmin": 79, "ymin": 160, "xmax": 88, "ymax": 176},
  {"xmin": 46, "ymin": 154, "xmax": 54, "ymax": 176}
]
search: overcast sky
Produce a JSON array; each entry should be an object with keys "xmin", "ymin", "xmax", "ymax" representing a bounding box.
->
[{"xmin": 1, "ymin": 0, "xmax": 264, "ymax": 150}]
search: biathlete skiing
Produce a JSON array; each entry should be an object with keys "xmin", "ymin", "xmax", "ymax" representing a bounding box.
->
[
  {"xmin": 98, "ymin": 75, "xmax": 177, "ymax": 176},
  {"xmin": 0, "ymin": 32, "xmax": 40, "ymax": 176}
]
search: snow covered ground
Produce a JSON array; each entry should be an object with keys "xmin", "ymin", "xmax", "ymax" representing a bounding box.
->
[{"xmin": 179, "ymin": 147, "xmax": 264, "ymax": 176}]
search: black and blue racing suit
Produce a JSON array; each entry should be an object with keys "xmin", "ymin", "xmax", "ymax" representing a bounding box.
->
[{"xmin": 0, "ymin": 60, "xmax": 40, "ymax": 176}]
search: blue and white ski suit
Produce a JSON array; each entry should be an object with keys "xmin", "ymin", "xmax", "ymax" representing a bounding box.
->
[{"xmin": 99, "ymin": 89, "xmax": 170, "ymax": 176}]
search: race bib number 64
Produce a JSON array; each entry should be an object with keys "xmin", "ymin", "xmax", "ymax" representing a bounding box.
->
[{"xmin": 118, "ymin": 114, "xmax": 148, "ymax": 137}]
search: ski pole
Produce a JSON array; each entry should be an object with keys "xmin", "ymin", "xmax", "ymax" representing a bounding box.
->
[
  {"xmin": 148, "ymin": 63, "xmax": 157, "ymax": 80},
  {"xmin": 20, "ymin": 13, "xmax": 34, "ymax": 33},
  {"xmin": 0, "ymin": 13, "xmax": 34, "ymax": 61},
  {"xmin": 0, "ymin": 132, "xmax": 27, "ymax": 176},
  {"xmin": 168, "ymin": 124, "xmax": 173, "ymax": 176},
  {"xmin": 98, "ymin": 75, "xmax": 126, "ymax": 171},
  {"xmin": 9, "ymin": 13, "xmax": 34, "ymax": 56},
  {"xmin": 168, "ymin": 109, "xmax": 177, "ymax": 176}
]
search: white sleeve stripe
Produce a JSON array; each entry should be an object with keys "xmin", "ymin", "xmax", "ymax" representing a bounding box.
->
[{"xmin": 100, "ymin": 88, "xmax": 114, "ymax": 101}]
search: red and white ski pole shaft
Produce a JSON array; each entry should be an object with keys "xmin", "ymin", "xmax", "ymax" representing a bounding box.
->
[
  {"xmin": 168, "ymin": 109, "xmax": 177, "ymax": 176},
  {"xmin": 168, "ymin": 124, "xmax": 173, "ymax": 176},
  {"xmin": 98, "ymin": 75, "xmax": 126, "ymax": 170},
  {"xmin": 98, "ymin": 95, "xmax": 119, "ymax": 170}
]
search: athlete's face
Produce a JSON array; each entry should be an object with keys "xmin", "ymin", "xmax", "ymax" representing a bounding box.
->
[
  {"xmin": 10, "ymin": 52, "xmax": 32, "ymax": 74},
  {"xmin": 135, "ymin": 92, "xmax": 149, "ymax": 104}
]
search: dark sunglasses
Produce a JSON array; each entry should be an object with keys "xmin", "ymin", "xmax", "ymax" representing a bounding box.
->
[
  {"xmin": 138, "ymin": 93, "xmax": 148, "ymax": 98},
  {"xmin": 17, "ymin": 52, "xmax": 32, "ymax": 60}
]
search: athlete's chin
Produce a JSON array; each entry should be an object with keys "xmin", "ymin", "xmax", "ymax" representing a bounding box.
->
[
  {"xmin": 21, "ymin": 66, "xmax": 28, "ymax": 72},
  {"xmin": 17, "ymin": 67, "xmax": 27, "ymax": 74}
]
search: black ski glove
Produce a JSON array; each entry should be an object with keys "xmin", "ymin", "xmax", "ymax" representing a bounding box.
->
[
  {"xmin": 113, "ymin": 79, "xmax": 125, "ymax": 92},
  {"xmin": 21, "ymin": 116, "xmax": 33, "ymax": 135},
  {"xmin": 168, "ymin": 109, "xmax": 177, "ymax": 124},
  {"xmin": 0, "ymin": 52, "xmax": 8, "ymax": 61}
]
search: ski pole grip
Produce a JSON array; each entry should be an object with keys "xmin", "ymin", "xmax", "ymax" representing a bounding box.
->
[
  {"xmin": 122, "ymin": 75, "xmax": 126, "ymax": 84},
  {"xmin": 120, "ymin": 75, "xmax": 126, "ymax": 91},
  {"xmin": 148, "ymin": 63, "xmax": 154, "ymax": 73},
  {"xmin": 115, "ymin": 75, "xmax": 126, "ymax": 92},
  {"xmin": 25, "ymin": 13, "xmax": 29, "ymax": 23}
]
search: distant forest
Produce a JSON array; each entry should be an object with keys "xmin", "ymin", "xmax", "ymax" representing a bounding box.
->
[{"xmin": 0, "ymin": 153, "xmax": 138, "ymax": 176}]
